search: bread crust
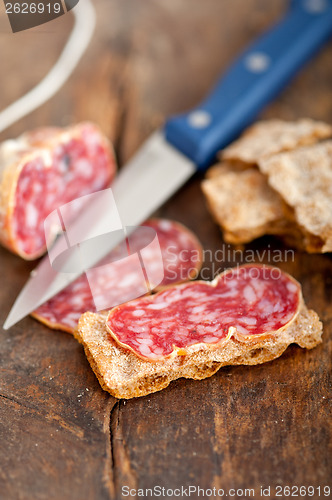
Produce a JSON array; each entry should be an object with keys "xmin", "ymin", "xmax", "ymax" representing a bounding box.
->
[
  {"xmin": 201, "ymin": 164, "xmax": 289, "ymax": 244},
  {"xmin": 75, "ymin": 303, "xmax": 322, "ymax": 399},
  {"xmin": 222, "ymin": 118, "xmax": 332, "ymax": 164},
  {"xmin": 258, "ymin": 141, "xmax": 332, "ymax": 253},
  {"xmin": 202, "ymin": 119, "xmax": 332, "ymax": 252}
]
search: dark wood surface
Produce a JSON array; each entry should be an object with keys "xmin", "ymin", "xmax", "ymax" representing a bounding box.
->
[{"xmin": 0, "ymin": 1, "xmax": 331, "ymax": 499}]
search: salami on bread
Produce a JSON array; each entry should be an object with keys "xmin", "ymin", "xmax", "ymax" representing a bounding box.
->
[{"xmin": 75, "ymin": 265, "xmax": 322, "ymax": 399}]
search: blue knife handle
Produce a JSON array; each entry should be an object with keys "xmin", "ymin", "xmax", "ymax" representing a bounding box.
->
[{"xmin": 164, "ymin": 0, "xmax": 332, "ymax": 170}]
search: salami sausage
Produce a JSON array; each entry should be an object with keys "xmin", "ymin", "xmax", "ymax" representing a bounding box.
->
[
  {"xmin": 0, "ymin": 122, "xmax": 116, "ymax": 259},
  {"xmin": 106, "ymin": 264, "xmax": 301, "ymax": 361},
  {"xmin": 32, "ymin": 219, "xmax": 203, "ymax": 333}
]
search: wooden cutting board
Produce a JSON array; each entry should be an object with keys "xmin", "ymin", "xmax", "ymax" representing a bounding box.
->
[{"xmin": 0, "ymin": 1, "xmax": 331, "ymax": 498}]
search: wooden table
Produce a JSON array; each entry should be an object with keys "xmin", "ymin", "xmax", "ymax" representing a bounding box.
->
[{"xmin": 1, "ymin": 1, "xmax": 331, "ymax": 498}]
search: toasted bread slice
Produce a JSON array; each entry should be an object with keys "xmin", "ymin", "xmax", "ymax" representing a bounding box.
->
[
  {"xmin": 201, "ymin": 164, "xmax": 289, "ymax": 244},
  {"xmin": 202, "ymin": 119, "xmax": 332, "ymax": 252},
  {"xmin": 222, "ymin": 118, "xmax": 332, "ymax": 164},
  {"xmin": 259, "ymin": 141, "xmax": 332, "ymax": 253},
  {"xmin": 75, "ymin": 304, "xmax": 322, "ymax": 399}
]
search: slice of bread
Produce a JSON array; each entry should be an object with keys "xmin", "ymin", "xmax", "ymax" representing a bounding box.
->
[
  {"xmin": 75, "ymin": 304, "xmax": 322, "ymax": 399},
  {"xmin": 222, "ymin": 118, "xmax": 332, "ymax": 164},
  {"xmin": 201, "ymin": 163, "xmax": 289, "ymax": 244},
  {"xmin": 202, "ymin": 119, "xmax": 332, "ymax": 252}
]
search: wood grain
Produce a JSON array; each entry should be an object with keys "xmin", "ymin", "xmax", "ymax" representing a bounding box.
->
[{"xmin": 0, "ymin": 1, "xmax": 331, "ymax": 498}]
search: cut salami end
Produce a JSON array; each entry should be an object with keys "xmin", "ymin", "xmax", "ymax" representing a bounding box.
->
[
  {"xmin": 0, "ymin": 122, "xmax": 116, "ymax": 260},
  {"xmin": 32, "ymin": 218, "xmax": 203, "ymax": 333},
  {"xmin": 106, "ymin": 264, "xmax": 302, "ymax": 362}
]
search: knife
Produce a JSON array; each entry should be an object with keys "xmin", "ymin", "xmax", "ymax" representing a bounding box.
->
[{"xmin": 4, "ymin": 0, "xmax": 332, "ymax": 329}]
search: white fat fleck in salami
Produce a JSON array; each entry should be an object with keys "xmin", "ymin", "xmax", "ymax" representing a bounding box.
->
[
  {"xmin": 0, "ymin": 122, "xmax": 116, "ymax": 260},
  {"xmin": 106, "ymin": 264, "xmax": 301, "ymax": 361},
  {"xmin": 32, "ymin": 218, "xmax": 203, "ymax": 333},
  {"xmin": 25, "ymin": 203, "xmax": 39, "ymax": 229}
]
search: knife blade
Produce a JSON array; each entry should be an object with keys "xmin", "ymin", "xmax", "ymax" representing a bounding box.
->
[
  {"xmin": 4, "ymin": 0, "xmax": 332, "ymax": 329},
  {"xmin": 3, "ymin": 133, "xmax": 195, "ymax": 329}
]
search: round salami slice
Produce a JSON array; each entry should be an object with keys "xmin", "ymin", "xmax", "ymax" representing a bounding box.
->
[
  {"xmin": 106, "ymin": 264, "xmax": 301, "ymax": 361},
  {"xmin": 143, "ymin": 219, "xmax": 202, "ymax": 287},
  {"xmin": 0, "ymin": 122, "xmax": 116, "ymax": 260},
  {"xmin": 32, "ymin": 219, "xmax": 203, "ymax": 333}
]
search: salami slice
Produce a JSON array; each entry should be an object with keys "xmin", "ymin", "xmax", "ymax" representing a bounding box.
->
[
  {"xmin": 32, "ymin": 219, "xmax": 203, "ymax": 333},
  {"xmin": 106, "ymin": 264, "xmax": 301, "ymax": 361},
  {"xmin": 0, "ymin": 122, "xmax": 116, "ymax": 259}
]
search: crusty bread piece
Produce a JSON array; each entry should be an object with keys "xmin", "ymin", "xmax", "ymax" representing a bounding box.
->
[
  {"xmin": 222, "ymin": 118, "xmax": 332, "ymax": 164},
  {"xmin": 202, "ymin": 163, "xmax": 290, "ymax": 244},
  {"xmin": 202, "ymin": 162, "xmax": 307, "ymax": 247},
  {"xmin": 75, "ymin": 304, "xmax": 322, "ymax": 399},
  {"xmin": 259, "ymin": 141, "xmax": 332, "ymax": 253},
  {"xmin": 202, "ymin": 119, "xmax": 332, "ymax": 252}
]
